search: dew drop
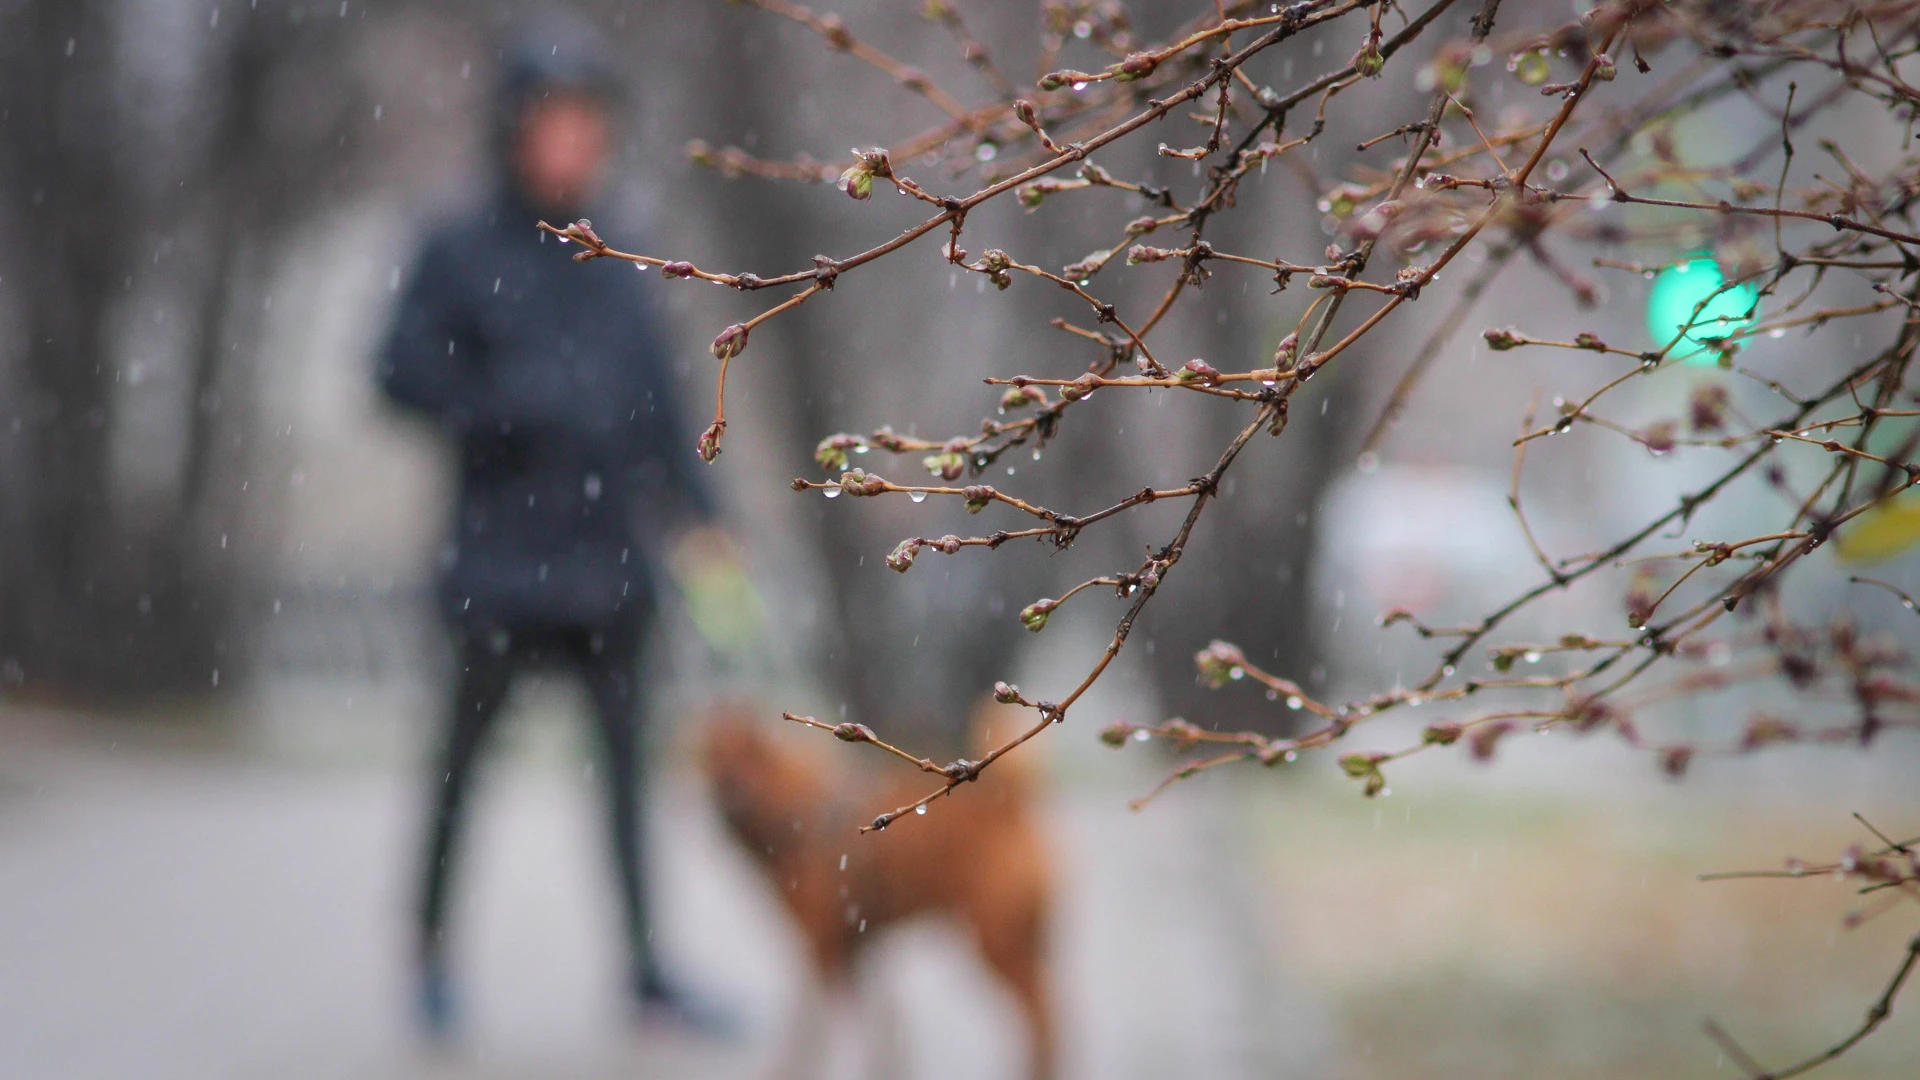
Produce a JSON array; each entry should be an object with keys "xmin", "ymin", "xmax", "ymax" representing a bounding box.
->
[
  {"xmin": 975, "ymin": 142, "xmax": 998, "ymax": 162},
  {"xmin": 1768, "ymin": 328, "xmax": 1786, "ymax": 339},
  {"xmin": 1283, "ymin": 749, "xmax": 1298, "ymax": 762},
  {"xmin": 1266, "ymin": 689, "xmax": 1279, "ymax": 701},
  {"xmin": 1031, "ymin": 449, "xmax": 1043, "ymax": 462},
  {"xmin": 1286, "ymin": 695, "xmax": 1303, "ymax": 710},
  {"xmin": 915, "ymin": 804, "xmax": 927, "ymax": 815},
  {"xmin": 909, "ymin": 491, "xmax": 928, "ymax": 503},
  {"xmin": 853, "ymin": 445, "xmax": 870, "ymax": 454},
  {"xmin": 1355, "ymin": 451, "xmax": 1381, "ymax": 474},
  {"xmin": 1132, "ymin": 729, "xmax": 1151, "ymax": 742},
  {"xmin": 1228, "ymin": 666, "xmax": 1246, "ymax": 680},
  {"xmin": 1524, "ymin": 650, "xmax": 1542, "ymax": 664},
  {"xmin": 823, "ymin": 487, "xmax": 842, "ymax": 499}
]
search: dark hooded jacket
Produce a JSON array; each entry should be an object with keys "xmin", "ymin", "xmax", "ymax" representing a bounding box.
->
[{"xmin": 380, "ymin": 28, "xmax": 707, "ymax": 627}]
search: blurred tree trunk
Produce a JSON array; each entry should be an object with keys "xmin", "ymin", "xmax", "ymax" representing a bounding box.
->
[{"xmin": 0, "ymin": 0, "xmax": 302, "ymax": 702}]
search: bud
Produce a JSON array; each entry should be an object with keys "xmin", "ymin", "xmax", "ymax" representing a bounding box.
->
[
  {"xmin": 1659, "ymin": 745, "xmax": 1693, "ymax": 778},
  {"xmin": 1469, "ymin": 720, "xmax": 1512, "ymax": 762},
  {"xmin": 1017, "ymin": 183, "xmax": 1049, "ymax": 210},
  {"xmin": 1422, "ymin": 721, "xmax": 1463, "ymax": 746},
  {"xmin": 839, "ymin": 162, "xmax": 875, "ymax": 201},
  {"xmin": 978, "ymin": 247, "xmax": 1014, "ymax": 289},
  {"xmin": 993, "ymin": 680, "xmax": 1020, "ymax": 704},
  {"xmin": 999, "ymin": 386, "xmax": 1046, "ymax": 411},
  {"xmin": 1058, "ymin": 373, "xmax": 1100, "ymax": 401},
  {"xmin": 1511, "ymin": 49, "xmax": 1551, "ymax": 86},
  {"xmin": 838, "ymin": 469, "xmax": 876, "ymax": 496},
  {"xmin": 1573, "ymin": 331, "xmax": 1607, "ymax": 351},
  {"xmin": 934, "ymin": 534, "xmax": 962, "ymax": 555},
  {"xmin": 1626, "ymin": 568, "xmax": 1659, "ymax": 627},
  {"xmin": 1193, "ymin": 639, "xmax": 1246, "ymax": 687},
  {"xmin": 886, "ymin": 538, "xmax": 920, "ymax": 573},
  {"xmin": 1037, "ymin": 69, "xmax": 1093, "ymax": 92},
  {"xmin": 710, "ymin": 323, "xmax": 749, "ymax": 361},
  {"xmin": 696, "ymin": 420, "xmax": 724, "ymax": 463},
  {"xmin": 1020, "ymin": 598, "xmax": 1057, "ymax": 632},
  {"xmin": 1013, "ymin": 98, "xmax": 1039, "ymax": 128},
  {"xmin": 1739, "ymin": 713, "xmax": 1798, "ymax": 751},
  {"xmin": 1483, "ymin": 326, "xmax": 1524, "ymax": 351},
  {"xmin": 685, "ymin": 139, "xmax": 716, "ymax": 167},
  {"xmin": 897, "ymin": 66, "xmax": 931, "ymax": 93},
  {"xmin": 1124, "ymin": 215, "xmax": 1160, "ymax": 238},
  {"xmin": 1062, "ymin": 251, "xmax": 1109, "ymax": 282},
  {"xmin": 818, "ymin": 12, "xmax": 853, "ymax": 50},
  {"xmin": 922, "ymin": 451, "xmax": 967, "ymax": 480},
  {"xmin": 660, "ymin": 261, "xmax": 696, "ymax": 279},
  {"xmin": 1352, "ymin": 37, "xmax": 1385, "ymax": 78},
  {"xmin": 1271, "ymin": 332, "xmax": 1299, "ymax": 369},
  {"xmin": 1114, "ymin": 51, "xmax": 1158, "ymax": 81},
  {"xmin": 838, "ymin": 148, "xmax": 891, "ymax": 202},
  {"xmin": 1098, "ymin": 721, "xmax": 1132, "ymax": 747},
  {"xmin": 1339, "ymin": 751, "xmax": 1387, "ymax": 778},
  {"xmin": 1592, "ymin": 53, "xmax": 1617, "ymax": 81},
  {"xmin": 832, "ymin": 721, "xmax": 876, "ymax": 743},
  {"xmin": 1127, "ymin": 244, "xmax": 1177, "ymax": 265},
  {"xmin": 814, "ymin": 433, "xmax": 861, "ymax": 472},
  {"xmin": 1569, "ymin": 696, "xmax": 1615, "ymax": 733},
  {"xmin": 1176, "ymin": 358, "xmax": 1221, "ymax": 385},
  {"xmin": 962, "ymin": 484, "xmax": 993, "ymax": 513},
  {"xmin": 1640, "ymin": 419, "xmax": 1677, "ymax": 455},
  {"xmin": 1688, "ymin": 381, "xmax": 1730, "ymax": 432}
]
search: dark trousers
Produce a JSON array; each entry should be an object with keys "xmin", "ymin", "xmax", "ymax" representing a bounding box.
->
[{"xmin": 417, "ymin": 616, "xmax": 662, "ymax": 994}]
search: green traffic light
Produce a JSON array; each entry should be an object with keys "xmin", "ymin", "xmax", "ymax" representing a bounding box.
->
[{"xmin": 1645, "ymin": 257, "xmax": 1756, "ymax": 364}]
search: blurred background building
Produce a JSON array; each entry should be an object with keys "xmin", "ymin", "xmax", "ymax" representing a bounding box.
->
[{"xmin": 0, "ymin": 2, "xmax": 1915, "ymax": 1078}]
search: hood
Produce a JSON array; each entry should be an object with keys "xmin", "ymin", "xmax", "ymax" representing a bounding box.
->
[{"xmin": 490, "ymin": 11, "xmax": 625, "ymax": 177}]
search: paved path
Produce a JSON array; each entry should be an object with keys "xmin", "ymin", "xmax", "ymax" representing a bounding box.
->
[{"xmin": 0, "ymin": 688, "xmax": 1331, "ymax": 1080}]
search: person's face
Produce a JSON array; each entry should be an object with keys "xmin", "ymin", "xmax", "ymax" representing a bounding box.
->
[{"xmin": 515, "ymin": 94, "xmax": 609, "ymax": 214}]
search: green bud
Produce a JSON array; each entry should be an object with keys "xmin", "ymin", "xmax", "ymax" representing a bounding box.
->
[
  {"xmin": 1193, "ymin": 639, "xmax": 1245, "ymax": 688},
  {"xmin": 886, "ymin": 538, "xmax": 919, "ymax": 572},
  {"xmin": 838, "ymin": 163, "xmax": 874, "ymax": 201},
  {"xmin": 1019, "ymin": 598, "xmax": 1057, "ymax": 632},
  {"xmin": 1352, "ymin": 40, "xmax": 1384, "ymax": 78},
  {"xmin": 922, "ymin": 451, "xmax": 968, "ymax": 480}
]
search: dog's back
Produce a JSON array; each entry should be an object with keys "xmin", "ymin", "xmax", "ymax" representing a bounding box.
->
[{"xmin": 700, "ymin": 700, "xmax": 1054, "ymax": 1078}]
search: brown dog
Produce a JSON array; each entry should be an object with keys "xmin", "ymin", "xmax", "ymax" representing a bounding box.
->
[{"xmin": 701, "ymin": 701, "xmax": 1054, "ymax": 1079}]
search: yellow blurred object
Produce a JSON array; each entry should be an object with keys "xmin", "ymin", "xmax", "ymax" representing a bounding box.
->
[
  {"xmin": 668, "ymin": 526, "xmax": 767, "ymax": 653},
  {"xmin": 1835, "ymin": 493, "xmax": 1920, "ymax": 565}
]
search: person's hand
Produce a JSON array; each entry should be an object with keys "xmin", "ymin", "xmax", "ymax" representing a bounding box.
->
[{"xmin": 668, "ymin": 526, "xmax": 765, "ymax": 655}]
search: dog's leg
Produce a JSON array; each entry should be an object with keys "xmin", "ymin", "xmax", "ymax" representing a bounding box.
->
[{"xmin": 977, "ymin": 901, "xmax": 1055, "ymax": 1080}]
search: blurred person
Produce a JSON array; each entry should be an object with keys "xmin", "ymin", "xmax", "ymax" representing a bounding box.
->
[{"xmin": 378, "ymin": 19, "xmax": 723, "ymax": 1037}]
